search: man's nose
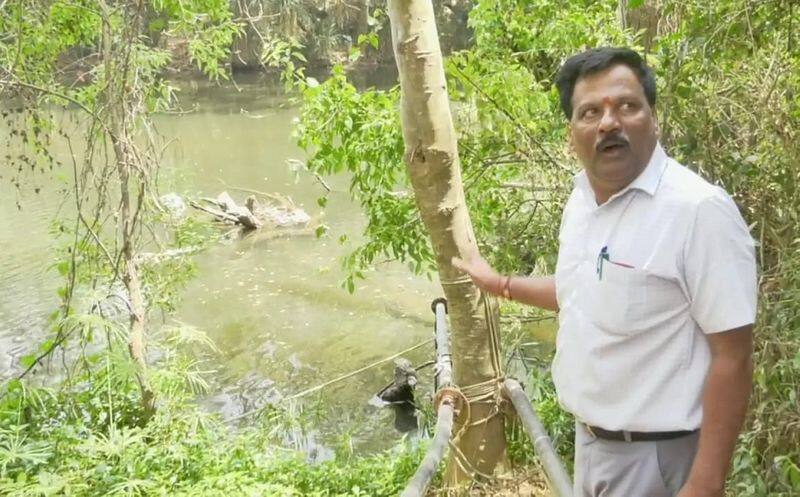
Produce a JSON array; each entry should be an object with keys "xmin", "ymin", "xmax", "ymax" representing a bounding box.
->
[{"xmin": 598, "ymin": 107, "xmax": 621, "ymax": 133}]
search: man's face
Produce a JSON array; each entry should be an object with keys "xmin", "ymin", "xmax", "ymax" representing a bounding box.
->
[{"xmin": 569, "ymin": 64, "xmax": 658, "ymax": 194}]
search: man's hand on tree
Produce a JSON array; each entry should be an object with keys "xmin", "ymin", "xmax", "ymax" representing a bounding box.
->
[{"xmin": 451, "ymin": 255, "xmax": 503, "ymax": 295}]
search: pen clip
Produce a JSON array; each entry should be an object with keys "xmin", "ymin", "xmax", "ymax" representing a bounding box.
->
[{"xmin": 596, "ymin": 246, "xmax": 609, "ymax": 280}]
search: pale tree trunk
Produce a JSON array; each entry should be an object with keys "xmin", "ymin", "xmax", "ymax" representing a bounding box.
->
[
  {"xmin": 358, "ymin": 0, "xmax": 371, "ymax": 37},
  {"xmin": 100, "ymin": 0, "xmax": 156, "ymax": 416},
  {"xmin": 619, "ymin": 0, "xmax": 660, "ymax": 52},
  {"xmin": 618, "ymin": 0, "xmax": 629, "ymax": 30},
  {"xmin": 387, "ymin": 0, "xmax": 505, "ymax": 487},
  {"xmin": 116, "ymin": 144, "xmax": 155, "ymax": 417}
]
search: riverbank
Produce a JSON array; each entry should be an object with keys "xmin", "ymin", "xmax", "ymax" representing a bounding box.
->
[{"xmin": 0, "ymin": 305, "xmax": 561, "ymax": 496}]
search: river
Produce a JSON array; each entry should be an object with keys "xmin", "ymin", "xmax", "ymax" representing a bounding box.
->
[{"xmin": 0, "ymin": 73, "xmax": 552, "ymax": 455}]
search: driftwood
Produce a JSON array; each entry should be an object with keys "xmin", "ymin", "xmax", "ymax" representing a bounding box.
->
[
  {"xmin": 245, "ymin": 194, "xmax": 311, "ymax": 229},
  {"xmin": 189, "ymin": 199, "xmax": 240, "ymax": 224},
  {"xmin": 190, "ymin": 191, "xmax": 311, "ymax": 232},
  {"xmin": 210, "ymin": 191, "xmax": 261, "ymax": 229}
]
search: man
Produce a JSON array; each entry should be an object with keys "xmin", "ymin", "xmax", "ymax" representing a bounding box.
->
[{"xmin": 453, "ymin": 47, "xmax": 756, "ymax": 497}]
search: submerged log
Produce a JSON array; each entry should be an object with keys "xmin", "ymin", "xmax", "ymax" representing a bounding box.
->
[{"xmin": 246, "ymin": 194, "xmax": 312, "ymax": 229}]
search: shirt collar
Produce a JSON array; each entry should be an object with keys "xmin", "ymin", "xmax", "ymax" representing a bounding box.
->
[
  {"xmin": 573, "ymin": 142, "xmax": 668, "ymax": 200},
  {"xmin": 626, "ymin": 142, "xmax": 668, "ymax": 196}
]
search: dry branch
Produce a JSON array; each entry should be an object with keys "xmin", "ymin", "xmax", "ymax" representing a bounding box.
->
[{"xmin": 189, "ymin": 199, "xmax": 240, "ymax": 224}]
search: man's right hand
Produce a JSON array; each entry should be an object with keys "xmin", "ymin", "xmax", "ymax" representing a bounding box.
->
[
  {"xmin": 451, "ymin": 255, "xmax": 504, "ymax": 296},
  {"xmin": 452, "ymin": 255, "xmax": 559, "ymax": 311}
]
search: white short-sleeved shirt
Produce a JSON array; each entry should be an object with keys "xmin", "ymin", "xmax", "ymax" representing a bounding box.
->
[{"xmin": 552, "ymin": 143, "xmax": 757, "ymax": 432}]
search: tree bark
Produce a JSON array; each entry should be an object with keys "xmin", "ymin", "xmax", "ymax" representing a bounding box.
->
[
  {"xmin": 387, "ymin": 0, "xmax": 505, "ymax": 487},
  {"xmin": 619, "ymin": 0, "xmax": 660, "ymax": 52},
  {"xmin": 357, "ymin": 0, "xmax": 371, "ymax": 38},
  {"xmin": 100, "ymin": 0, "xmax": 156, "ymax": 416}
]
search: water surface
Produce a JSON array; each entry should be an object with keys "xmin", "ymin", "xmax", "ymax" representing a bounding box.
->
[
  {"xmin": 1, "ymin": 75, "xmax": 439, "ymax": 452},
  {"xmin": 0, "ymin": 74, "xmax": 553, "ymax": 453}
]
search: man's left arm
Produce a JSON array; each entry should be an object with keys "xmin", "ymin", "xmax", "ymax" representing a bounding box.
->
[
  {"xmin": 680, "ymin": 194, "xmax": 759, "ymax": 497},
  {"xmin": 679, "ymin": 325, "xmax": 753, "ymax": 497}
]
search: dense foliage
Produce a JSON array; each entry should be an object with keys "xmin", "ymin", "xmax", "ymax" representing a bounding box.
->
[
  {"xmin": 231, "ymin": 0, "xmax": 470, "ymax": 67},
  {"xmin": 0, "ymin": 327, "xmax": 424, "ymax": 496}
]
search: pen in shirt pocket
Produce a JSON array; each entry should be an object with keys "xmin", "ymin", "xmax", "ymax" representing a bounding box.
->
[{"xmin": 597, "ymin": 246, "xmax": 635, "ymax": 280}]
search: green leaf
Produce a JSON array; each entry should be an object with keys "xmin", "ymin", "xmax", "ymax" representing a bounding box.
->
[
  {"xmin": 55, "ymin": 261, "xmax": 69, "ymax": 276},
  {"xmin": 6, "ymin": 378, "xmax": 22, "ymax": 393},
  {"xmin": 20, "ymin": 354, "xmax": 37, "ymax": 369},
  {"xmin": 39, "ymin": 339, "xmax": 55, "ymax": 354},
  {"xmin": 368, "ymin": 34, "xmax": 379, "ymax": 50},
  {"xmin": 628, "ymin": 0, "xmax": 645, "ymax": 8},
  {"xmin": 317, "ymin": 196, "xmax": 328, "ymax": 208},
  {"xmin": 148, "ymin": 18, "xmax": 166, "ymax": 33}
]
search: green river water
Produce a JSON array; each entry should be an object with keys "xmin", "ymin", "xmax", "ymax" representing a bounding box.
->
[{"xmin": 0, "ymin": 74, "xmax": 552, "ymax": 455}]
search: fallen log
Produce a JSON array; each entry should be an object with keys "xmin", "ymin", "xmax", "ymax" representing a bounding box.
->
[
  {"xmin": 191, "ymin": 190, "xmax": 315, "ymax": 234},
  {"xmin": 214, "ymin": 191, "xmax": 261, "ymax": 229},
  {"xmin": 189, "ymin": 199, "xmax": 240, "ymax": 224}
]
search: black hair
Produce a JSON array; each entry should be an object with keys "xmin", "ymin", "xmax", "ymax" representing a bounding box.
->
[{"xmin": 555, "ymin": 47, "xmax": 656, "ymax": 120}]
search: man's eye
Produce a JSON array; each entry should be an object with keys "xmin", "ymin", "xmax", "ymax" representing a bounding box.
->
[
  {"xmin": 621, "ymin": 102, "xmax": 639, "ymax": 111},
  {"xmin": 581, "ymin": 108, "xmax": 598, "ymax": 119}
]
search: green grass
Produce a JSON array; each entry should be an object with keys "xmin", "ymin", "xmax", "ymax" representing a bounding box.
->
[{"xmin": 0, "ymin": 336, "xmax": 426, "ymax": 497}]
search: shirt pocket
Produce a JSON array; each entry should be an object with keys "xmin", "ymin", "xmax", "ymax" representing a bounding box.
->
[{"xmin": 584, "ymin": 261, "xmax": 685, "ymax": 336}]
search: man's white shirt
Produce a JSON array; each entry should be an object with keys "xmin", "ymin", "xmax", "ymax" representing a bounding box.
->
[{"xmin": 552, "ymin": 143, "xmax": 757, "ymax": 432}]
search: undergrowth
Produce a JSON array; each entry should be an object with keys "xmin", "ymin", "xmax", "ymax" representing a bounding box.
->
[{"xmin": 0, "ymin": 328, "xmax": 425, "ymax": 497}]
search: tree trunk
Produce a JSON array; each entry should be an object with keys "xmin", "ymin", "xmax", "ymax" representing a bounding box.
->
[
  {"xmin": 357, "ymin": 0, "xmax": 371, "ymax": 37},
  {"xmin": 117, "ymin": 147, "xmax": 156, "ymax": 417},
  {"xmin": 619, "ymin": 0, "xmax": 660, "ymax": 52},
  {"xmin": 100, "ymin": 0, "xmax": 156, "ymax": 416},
  {"xmin": 387, "ymin": 0, "xmax": 505, "ymax": 487}
]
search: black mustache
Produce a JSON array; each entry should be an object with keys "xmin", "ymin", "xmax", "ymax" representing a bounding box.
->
[{"xmin": 596, "ymin": 136, "xmax": 629, "ymax": 151}]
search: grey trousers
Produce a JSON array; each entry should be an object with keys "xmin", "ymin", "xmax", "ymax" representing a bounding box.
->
[{"xmin": 573, "ymin": 422, "xmax": 699, "ymax": 497}]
